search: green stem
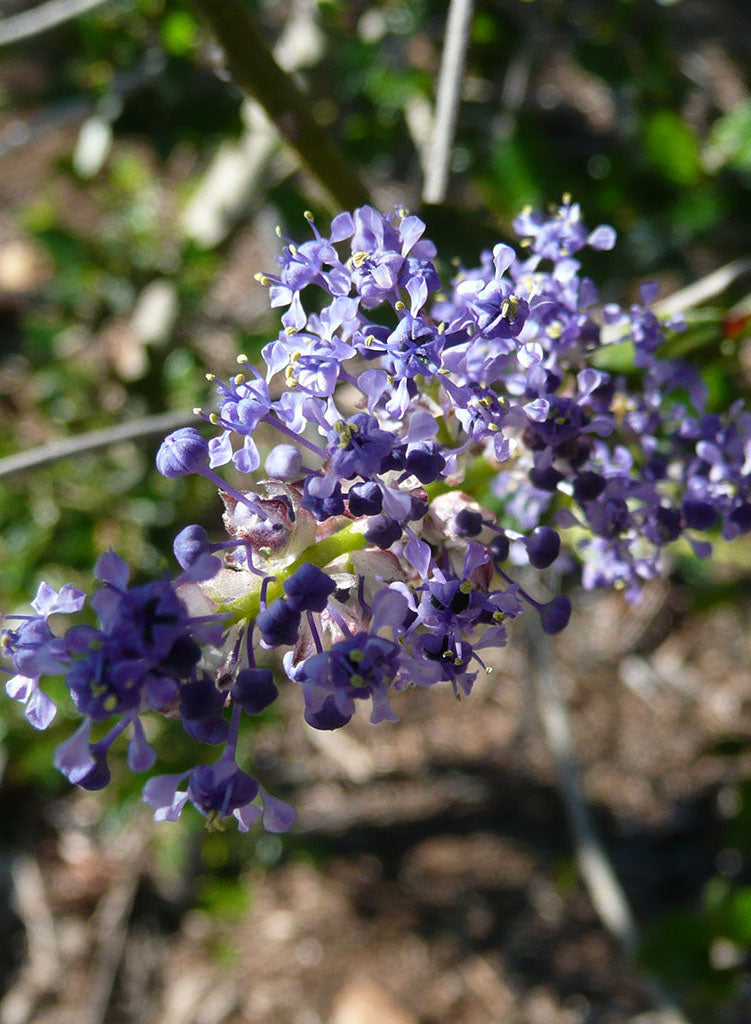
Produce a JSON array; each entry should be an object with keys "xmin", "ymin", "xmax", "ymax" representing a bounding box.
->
[
  {"xmin": 221, "ymin": 456, "xmax": 502, "ymax": 624},
  {"xmin": 220, "ymin": 519, "xmax": 368, "ymax": 624},
  {"xmin": 187, "ymin": 0, "xmax": 370, "ymax": 212}
]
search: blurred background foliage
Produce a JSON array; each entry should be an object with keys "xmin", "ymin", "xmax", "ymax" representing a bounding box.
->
[{"xmin": 1, "ymin": 0, "xmax": 751, "ymax": 1019}]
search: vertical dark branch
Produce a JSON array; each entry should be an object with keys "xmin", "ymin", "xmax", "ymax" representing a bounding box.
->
[{"xmin": 187, "ymin": 0, "xmax": 370, "ymax": 212}]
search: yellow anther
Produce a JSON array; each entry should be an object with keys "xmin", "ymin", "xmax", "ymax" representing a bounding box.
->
[
  {"xmin": 395, "ymin": 300, "xmax": 405, "ymax": 311},
  {"xmin": 104, "ymin": 695, "xmax": 117, "ymax": 712},
  {"xmin": 290, "ymin": 350, "xmax": 301, "ymax": 362},
  {"xmin": 438, "ymin": 322, "xmax": 446, "ymax": 335},
  {"xmin": 206, "ymin": 811, "xmax": 226, "ymax": 833},
  {"xmin": 488, "ymin": 424, "xmax": 499, "ymax": 432},
  {"xmin": 304, "ymin": 210, "xmax": 314, "ymax": 222},
  {"xmin": 486, "ymin": 667, "xmax": 493, "ymax": 675},
  {"xmin": 288, "ymin": 244, "xmax": 297, "ymax": 256},
  {"xmin": 192, "ymin": 407, "xmax": 202, "ymax": 416},
  {"xmin": 205, "ymin": 373, "xmax": 215, "ymax": 381},
  {"xmin": 254, "ymin": 273, "xmax": 270, "ymax": 286},
  {"xmin": 349, "ymin": 649, "xmax": 365, "ymax": 663},
  {"xmin": 237, "ymin": 353, "xmax": 248, "ymax": 364},
  {"xmin": 275, "ymin": 225, "xmax": 282, "ymax": 237},
  {"xmin": 350, "ymin": 673, "xmax": 365, "ymax": 687},
  {"xmin": 438, "ymin": 367, "xmax": 451, "ymax": 375},
  {"xmin": 562, "ymin": 191, "xmax": 572, "ymax": 204},
  {"xmin": 453, "ymin": 657, "xmax": 463, "ymax": 666},
  {"xmin": 234, "ymin": 373, "xmax": 246, "ymax": 386},
  {"xmin": 209, "ymin": 413, "xmax": 219, "ymax": 425},
  {"xmin": 459, "ymin": 580, "xmax": 473, "ymax": 594},
  {"xmin": 285, "ymin": 325, "xmax": 297, "ymax": 335}
]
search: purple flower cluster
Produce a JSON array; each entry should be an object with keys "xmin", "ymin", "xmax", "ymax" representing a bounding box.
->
[{"xmin": 3, "ymin": 198, "xmax": 749, "ymax": 834}]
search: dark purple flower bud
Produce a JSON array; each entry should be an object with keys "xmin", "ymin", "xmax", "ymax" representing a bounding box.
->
[
  {"xmin": 265, "ymin": 444, "xmax": 303, "ymax": 479},
  {"xmin": 489, "ymin": 533, "xmax": 510, "ymax": 562},
  {"xmin": 304, "ymin": 696, "xmax": 352, "ymax": 731},
  {"xmin": 728, "ymin": 503, "xmax": 751, "ymax": 534},
  {"xmin": 405, "ymin": 442, "xmax": 446, "ymax": 484},
  {"xmin": 232, "ymin": 668, "xmax": 278, "ymax": 715},
  {"xmin": 77, "ymin": 746, "xmax": 111, "ymax": 791},
  {"xmin": 283, "ymin": 563, "xmax": 336, "ymax": 613},
  {"xmin": 529, "ymin": 467, "xmax": 564, "ymax": 492},
  {"xmin": 256, "ymin": 599, "xmax": 301, "ymax": 647},
  {"xmin": 180, "ymin": 675, "xmax": 225, "ymax": 721},
  {"xmin": 655, "ymin": 506, "xmax": 682, "ymax": 542},
  {"xmin": 408, "ymin": 493, "xmax": 429, "ymax": 521},
  {"xmin": 455, "ymin": 509, "xmax": 483, "ymax": 537},
  {"xmin": 540, "ymin": 595, "xmax": 571, "ymax": 635},
  {"xmin": 379, "ymin": 446, "xmax": 406, "ymax": 474},
  {"xmin": 644, "ymin": 455, "xmax": 668, "ymax": 481},
  {"xmin": 301, "ymin": 476, "xmax": 345, "ymax": 521},
  {"xmin": 527, "ymin": 526, "xmax": 561, "ymax": 568},
  {"xmin": 682, "ymin": 499, "xmax": 716, "ymax": 531},
  {"xmin": 156, "ymin": 428, "xmax": 209, "ymax": 478},
  {"xmin": 573, "ymin": 471, "xmax": 606, "ymax": 503},
  {"xmin": 173, "ymin": 524, "xmax": 209, "ymax": 569},
  {"xmin": 163, "ymin": 635, "xmax": 202, "ymax": 677},
  {"xmin": 364, "ymin": 515, "xmax": 402, "ymax": 549},
  {"xmin": 348, "ymin": 481, "xmax": 383, "ymax": 517}
]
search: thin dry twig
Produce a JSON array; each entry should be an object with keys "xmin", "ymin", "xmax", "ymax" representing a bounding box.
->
[
  {"xmin": 422, "ymin": 0, "xmax": 475, "ymax": 204},
  {"xmin": 0, "ymin": 409, "xmax": 196, "ymax": 481},
  {"xmin": 527, "ymin": 618, "xmax": 691, "ymax": 1024},
  {"xmin": 653, "ymin": 257, "xmax": 751, "ymax": 320},
  {"xmin": 0, "ymin": 0, "xmax": 111, "ymax": 47},
  {"xmin": 0, "ymin": 856, "xmax": 62, "ymax": 1024},
  {"xmin": 187, "ymin": 0, "xmax": 370, "ymax": 212},
  {"xmin": 82, "ymin": 828, "xmax": 149, "ymax": 1024}
]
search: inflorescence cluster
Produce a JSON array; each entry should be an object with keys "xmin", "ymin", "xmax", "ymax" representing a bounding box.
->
[{"xmin": 3, "ymin": 199, "xmax": 750, "ymax": 833}]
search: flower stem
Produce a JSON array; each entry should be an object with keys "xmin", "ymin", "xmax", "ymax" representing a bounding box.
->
[{"xmin": 220, "ymin": 521, "xmax": 368, "ymax": 624}]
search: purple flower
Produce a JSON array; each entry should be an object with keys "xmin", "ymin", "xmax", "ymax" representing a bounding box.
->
[
  {"xmin": 327, "ymin": 414, "xmax": 395, "ymax": 480},
  {"xmin": 298, "ymin": 632, "xmax": 401, "ymax": 728}
]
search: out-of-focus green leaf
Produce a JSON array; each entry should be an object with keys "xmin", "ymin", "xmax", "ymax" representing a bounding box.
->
[
  {"xmin": 644, "ymin": 110, "xmax": 702, "ymax": 185},
  {"xmin": 705, "ymin": 100, "xmax": 751, "ymax": 174},
  {"xmin": 161, "ymin": 10, "xmax": 198, "ymax": 57}
]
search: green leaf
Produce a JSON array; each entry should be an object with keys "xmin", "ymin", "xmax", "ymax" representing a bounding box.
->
[
  {"xmin": 161, "ymin": 11, "xmax": 198, "ymax": 57},
  {"xmin": 705, "ymin": 101, "xmax": 751, "ymax": 173},
  {"xmin": 725, "ymin": 887, "xmax": 751, "ymax": 945},
  {"xmin": 644, "ymin": 110, "xmax": 702, "ymax": 185}
]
